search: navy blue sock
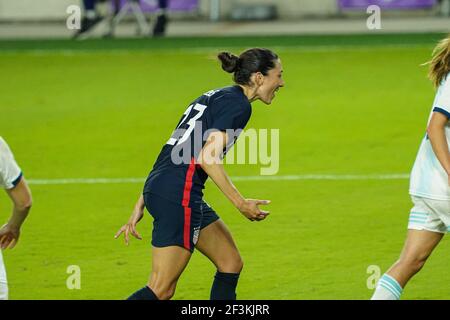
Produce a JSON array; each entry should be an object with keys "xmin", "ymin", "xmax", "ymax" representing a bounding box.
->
[
  {"xmin": 83, "ymin": 0, "xmax": 96, "ymax": 11},
  {"xmin": 158, "ymin": 0, "xmax": 168, "ymax": 9},
  {"xmin": 127, "ymin": 286, "xmax": 158, "ymax": 300},
  {"xmin": 210, "ymin": 271, "xmax": 240, "ymax": 300}
]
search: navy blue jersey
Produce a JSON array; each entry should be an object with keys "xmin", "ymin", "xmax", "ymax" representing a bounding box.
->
[{"xmin": 144, "ymin": 85, "xmax": 252, "ymax": 208}]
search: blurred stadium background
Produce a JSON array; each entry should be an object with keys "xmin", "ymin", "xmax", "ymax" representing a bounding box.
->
[
  {"xmin": 0, "ymin": 0, "xmax": 450, "ymax": 300},
  {"xmin": 0, "ymin": 0, "xmax": 449, "ymax": 38}
]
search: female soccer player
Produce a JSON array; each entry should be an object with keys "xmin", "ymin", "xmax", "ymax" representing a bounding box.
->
[
  {"xmin": 115, "ymin": 48, "xmax": 284, "ymax": 300},
  {"xmin": 372, "ymin": 35, "xmax": 450, "ymax": 300}
]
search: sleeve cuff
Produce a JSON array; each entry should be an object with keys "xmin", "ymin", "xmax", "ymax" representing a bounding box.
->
[
  {"xmin": 433, "ymin": 107, "xmax": 450, "ymax": 119},
  {"xmin": 11, "ymin": 172, "xmax": 23, "ymax": 188}
]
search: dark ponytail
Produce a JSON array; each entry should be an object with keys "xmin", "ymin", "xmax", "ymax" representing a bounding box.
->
[
  {"xmin": 218, "ymin": 52, "xmax": 240, "ymax": 73},
  {"xmin": 218, "ymin": 48, "xmax": 279, "ymax": 85}
]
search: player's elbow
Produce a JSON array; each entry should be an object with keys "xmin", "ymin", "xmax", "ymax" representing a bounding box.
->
[
  {"xmin": 24, "ymin": 198, "xmax": 33, "ymax": 211},
  {"xmin": 9, "ymin": 179, "xmax": 33, "ymax": 212},
  {"xmin": 16, "ymin": 196, "xmax": 32, "ymax": 212}
]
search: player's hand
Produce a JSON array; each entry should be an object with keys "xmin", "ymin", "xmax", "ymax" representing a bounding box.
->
[
  {"xmin": 238, "ymin": 199, "xmax": 270, "ymax": 222},
  {"xmin": 114, "ymin": 208, "xmax": 144, "ymax": 246},
  {"xmin": 0, "ymin": 224, "xmax": 20, "ymax": 249}
]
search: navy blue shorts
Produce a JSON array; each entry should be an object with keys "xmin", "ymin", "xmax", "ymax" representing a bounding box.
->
[{"xmin": 143, "ymin": 192, "xmax": 220, "ymax": 252}]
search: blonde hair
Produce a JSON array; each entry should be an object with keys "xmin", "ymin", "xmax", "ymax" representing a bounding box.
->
[{"xmin": 427, "ymin": 34, "xmax": 450, "ymax": 88}]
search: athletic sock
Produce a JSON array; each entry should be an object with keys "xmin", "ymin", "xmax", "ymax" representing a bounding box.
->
[
  {"xmin": 83, "ymin": 0, "xmax": 96, "ymax": 11},
  {"xmin": 210, "ymin": 271, "xmax": 240, "ymax": 300},
  {"xmin": 157, "ymin": 0, "xmax": 168, "ymax": 15},
  {"xmin": 127, "ymin": 286, "xmax": 158, "ymax": 300},
  {"xmin": 158, "ymin": 0, "xmax": 168, "ymax": 10},
  {"xmin": 371, "ymin": 274, "xmax": 403, "ymax": 300}
]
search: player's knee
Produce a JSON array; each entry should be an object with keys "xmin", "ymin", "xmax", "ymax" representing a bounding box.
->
[
  {"xmin": 235, "ymin": 256, "xmax": 244, "ymax": 273},
  {"xmin": 218, "ymin": 255, "xmax": 243, "ymax": 273}
]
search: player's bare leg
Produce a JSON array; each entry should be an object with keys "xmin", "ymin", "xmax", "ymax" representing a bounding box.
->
[
  {"xmin": 147, "ymin": 245, "xmax": 192, "ymax": 300},
  {"xmin": 372, "ymin": 229, "xmax": 443, "ymax": 300},
  {"xmin": 387, "ymin": 229, "xmax": 443, "ymax": 287},
  {"xmin": 195, "ymin": 219, "xmax": 243, "ymax": 299}
]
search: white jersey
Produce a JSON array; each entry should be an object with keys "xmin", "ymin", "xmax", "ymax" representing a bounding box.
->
[
  {"xmin": 409, "ymin": 74, "xmax": 450, "ymax": 200},
  {"xmin": 0, "ymin": 137, "xmax": 22, "ymax": 189}
]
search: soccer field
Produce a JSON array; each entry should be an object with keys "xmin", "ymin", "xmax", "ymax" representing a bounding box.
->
[{"xmin": 0, "ymin": 33, "xmax": 449, "ymax": 300}]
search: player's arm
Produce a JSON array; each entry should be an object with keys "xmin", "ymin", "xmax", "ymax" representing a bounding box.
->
[
  {"xmin": 427, "ymin": 111, "xmax": 450, "ymax": 184},
  {"xmin": 0, "ymin": 177, "xmax": 32, "ymax": 249},
  {"xmin": 198, "ymin": 131, "xmax": 270, "ymax": 221},
  {"xmin": 115, "ymin": 194, "xmax": 144, "ymax": 245}
]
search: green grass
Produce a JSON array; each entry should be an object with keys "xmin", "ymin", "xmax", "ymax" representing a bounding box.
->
[{"xmin": 0, "ymin": 34, "xmax": 449, "ymax": 299}]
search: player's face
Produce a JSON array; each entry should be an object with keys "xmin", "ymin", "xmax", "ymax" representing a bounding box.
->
[{"xmin": 256, "ymin": 59, "xmax": 284, "ymax": 105}]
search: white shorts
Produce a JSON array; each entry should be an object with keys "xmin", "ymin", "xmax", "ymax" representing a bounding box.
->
[{"xmin": 408, "ymin": 196, "xmax": 450, "ymax": 234}]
